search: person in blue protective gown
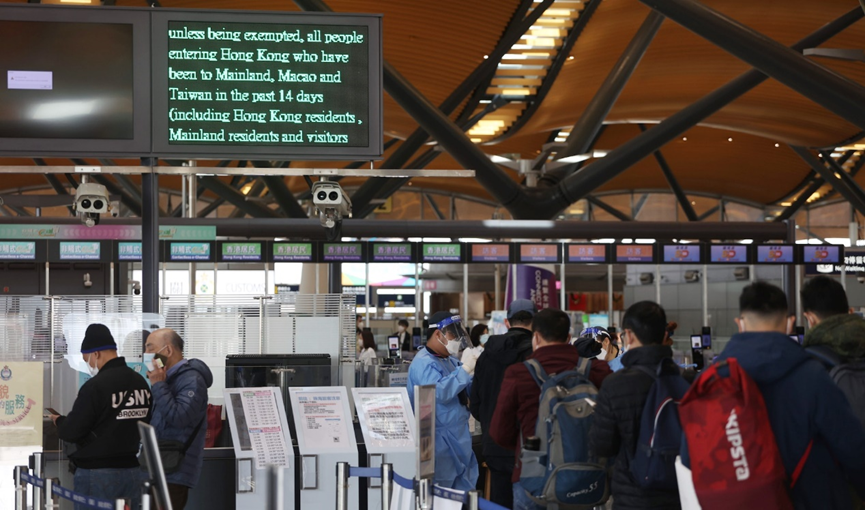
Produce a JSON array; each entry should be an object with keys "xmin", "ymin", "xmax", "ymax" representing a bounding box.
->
[{"xmin": 407, "ymin": 310, "xmax": 478, "ymax": 492}]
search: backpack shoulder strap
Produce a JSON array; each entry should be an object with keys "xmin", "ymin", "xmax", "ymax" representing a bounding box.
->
[
  {"xmin": 632, "ymin": 364, "xmax": 657, "ymax": 379},
  {"xmin": 805, "ymin": 345, "xmax": 842, "ymax": 368},
  {"xmin": 523, "ymin": 359, "xmax": 549, "ymax": 388},
  {"xmin": 182, "ymin": 417, "xmax": 206, "ymax": 453},
  {"xmin": 790, "ymin": 439, "xmax": 814, "ymax": 488},
  {"xmin": 576, "ymin": 357, "xmax": 593, "ymax": 379}
]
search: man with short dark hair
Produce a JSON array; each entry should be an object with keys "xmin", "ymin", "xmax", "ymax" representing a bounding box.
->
[
  {"xmin": 51, "ymin": 324, "xmax": 151, "ymax": 510},
  {"xmin": 145, "ymin": 328, "xmax": 213, "ymax": 510},
  {"xmin": 686, "ymin": 281, "xmax": 865, "ymax": 509},
  {"xmin": 395, "ymin": 318, "xmax": 412, "ymax": 352},
  {"xmin": 801, "ymin": 275, "xmax": 865, "ymax": 360},
  {"xmin": 588, "ymin": 301, "xmax": 681, "ymax": 509},
  {"xmin": 490, "ymin": 308, "xmax": 611, "ymax": 510},
  {"xmin": 470, "ymin": 299, "xmax": 537, "ymax": 507}
]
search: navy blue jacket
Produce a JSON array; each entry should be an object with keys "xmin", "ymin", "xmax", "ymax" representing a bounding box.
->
[
  {"xmin": 150, "ymin": 359, "xmax": 213, "ymax": 488},
  {"xmin": 684, "ymin": 332, "xmax": 865, "ymax": 509}
]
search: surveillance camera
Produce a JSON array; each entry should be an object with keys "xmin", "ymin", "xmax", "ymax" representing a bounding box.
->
[
  {"xmin": 858, "ymin": 275, "xmax": 865, "ymax": 285},
  {"xmin": 73, "ymin": 183, "xmax": 111, "ymax": 227},
  {"xmin": 131, "ymin": 280, "xmax": 142, "ymax": 296},
  {"xmin": 311, "ymin": 182, "xmax": 352, "ymax": 227}
]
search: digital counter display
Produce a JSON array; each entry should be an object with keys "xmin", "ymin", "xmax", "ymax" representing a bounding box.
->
[
  {"xmin": 567, "ymin": 244, "xmax": 607, "ymax": 263},
  {"xmin": 470, "ymin": 244, "xmax": 510, "ymax": 263},
  {"xmin": 273, "ymin": 242, "xmax": 313, "ymax": 262},
  {"xmin": 803, "ymin": 245, "xmax": 841, "ymax": 264},
  {"xmin": 710, "ymin": 245, "xmax": 748, "ymax": 263},
  {"xmin": 371, "ymin": 243, "xmax": 412, "ymax": 262},
  {"xmin": 662, "ymin": 244, "xmax": 701, "ymax": 263},
  {"xmin": 757, "ymin": 245, "xmax": 794, "ymax": 264},
  {"xmin": 118, "ymin": 242, "xmax": 142, "ymax": 261},
  {"xmin": 170, "ymin": 242, "xmax": 211, "ymax": 261},
  {"xmin": 60, "ymin": 241, "xmax": 100, "ymax": 261},
  {"xmin": 221, "ymin": 242, "xmax": 262, "ymax": 261},
  {"xmin": 422, "ymin": 244, "xmax": 461, "ymax": 262},
  {"xmin": 615, "ymin": 245, "xmax": 654, "ymax": 263},
  {"xmin": 0, "ymin": 241, "xmax": 35, "ymax": 260},
  {"xmin": 519, "ymin": 244, "xmax": 560, "ymax": 263},
  {"xmin": 163, "ymin": 20, "xmax": 370, "ymax": 149},
  {"xmin": 322, "ymin": 243, "xmax": 363, "ymax": 262}
]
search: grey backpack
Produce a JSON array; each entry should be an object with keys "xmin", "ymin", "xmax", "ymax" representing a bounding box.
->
[{"xmin": 806, "ymin": 345, "xmax": 865, "ymax": 428}]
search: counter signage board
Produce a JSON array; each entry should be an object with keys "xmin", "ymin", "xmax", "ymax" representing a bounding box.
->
[
  {"xmin": 0, "ymin": 241, "xmax": 36, "ymax": 260},
  {"xmin": 756, "ymin": 245, "xmax": 795, "ymax": 264},
  {"xmin": 351, "ymin": 388, "xmax": 415, "ymax": 450},
  {"xmin": 117, "ymin": 242, "xmax": 142, "ymax": 261},
  {"xmin": 371, "ymin": 243, "xmax": 413, "ymax": 262},
  {"xmin": 518, "ymin": 243, "xmax": 561, "ymax": 264},
  {"xmin": 662, "ymin": 244, "xmax": 702, "ymax": 264},
  {"xmin": 615, "ymin": 244, "xmax": 655, "ymax": 264},
  {"xmin": 802, "ymin": 245, "xmax": 842, "ymax": 264},
  {"xmin": 0, "ymin": 362, "xmax": 43, "ymax": 448},
  {"xmin": 322, "ymin": 242, "xmax": 364, "ymax": 262},
  {"xmin": 170, "ymin": 242, "xmax": 211, "ymax": 261},
  {"xmin": 414, "ymin": 384, "xmax": 436, "ymax": 480},
  {"xmin": 273, "ymin": 242, "xmax": 314, "ymax": 262},
  {"xmin": 469, "ymin": 243, "xmax": 511, "ymax": 263},
  {"xmin": 710, "ymin": 244, "xmax": 749, "ymax": 264},
  {"xmin": 566, "ymin": 244, "xmax": 607, "ymax": 264},
  {"xmin": 290, "ymin": 388, "xmax": 353, "ymax": 451},
  {"xmin": 221, "ymin": 242, "xmax": 262, "ymax": 262},
  {"xmin": 59, "ymin": 241, "xmax": 101, "ymax": 261},
  {"xmin": 223, "ymin": 387, "xmax": 291, "ymax": 470},
  {"xmin": 422, "ymin": 243, "xmax": 461, "ymax": 262}
]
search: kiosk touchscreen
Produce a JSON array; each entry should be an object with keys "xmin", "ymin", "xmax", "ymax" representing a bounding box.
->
[{"xmin": 387, "ymin": 335, "xmax": 400, "ymax": 358}]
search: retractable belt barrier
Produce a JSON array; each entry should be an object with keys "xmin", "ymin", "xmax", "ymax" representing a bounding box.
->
[
  {"xmin": 336, "ymin": 462, "xmax": 509, "ymax": 510},
  {"xmin": 14, "ymin": 465, "xmax": 127, "ymax": 510}
]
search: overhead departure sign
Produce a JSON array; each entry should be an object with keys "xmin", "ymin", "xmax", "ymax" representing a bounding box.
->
[
  {"xmin": 273, "ymin": 242, "xmax": 314, "ymax": 262},
  {"xmin": 322, "ymin": 242, "xmax": 364, "ymax": 262},
  {"xmin": 152, "ymin": 11, "xmax": 382, "ymax": 159},
  {"xmin": 422, "ymin": 243, "xmax": 462, "ymax": 262},
  {"xmin": 370, "ymin": 243, "xmax": 413, "ymax": 262}
]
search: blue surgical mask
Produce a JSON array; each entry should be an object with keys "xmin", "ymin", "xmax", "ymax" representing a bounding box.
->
[
  {"xmin": 143, "ymin": 353, "xmax": 156, "ymax": 371},
  {"xmin": 480, "ymin": 334, "xmax": 490, "ymax": 345}
]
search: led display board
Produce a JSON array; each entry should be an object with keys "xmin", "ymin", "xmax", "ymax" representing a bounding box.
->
[
  {"xmin": 517, "ymin": 243, "xmax": 561, "ymax": 264},
  {"xmin": 370, "ymin": 243, "xmax": 414, "ymax": 262},
  {"xmin": 59, "ymin": 241, "xmax": 101, "ymax": 261},
  {"xmin": 273, "ymin": 242, "xmax": 314, "ymax": 262},
  {"xmin": 117, "ymin": 242, "xmax": 142, "ymax": 261},
  {"xmin": 220, "ymin": 242, "xmax": 262, "ymax": 262},
  {"xmin": 614, "ymin": 244, "xmax": 655, "ymax": 264},
  {"xmin": 566, "ymin": 244, "xmax": 608, "ymax": 264},
  {"xmin": 421, "ymin": 243, "xmax": 462, "ymax": 262},
  {"xmin": 0, "ymin": 241, "xmax": 36, "ymax": 261},
  {"xmin": 661, "ymin": 244, "xmax": 702, "ymax": 264},
  {"xmin": 468, "ymin": 243, "xmax": 511, "ymax": 263},
  {"xmin": 709, "ymin": 244, "xmax": 750, "ymax": 264},
  {"xmin": 169, "ymin": 242, "xmax": 212, "ymax": 261},
  {"xmin": 801, "ymin": 245, "xmax": 843, "ymax": 264},
  {"xmin": 322, "ymin": 242, "xmax": 365, "ymax": 262}
]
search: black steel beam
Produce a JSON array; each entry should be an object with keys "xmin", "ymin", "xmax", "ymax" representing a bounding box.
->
[
  {"xmin": 38, "ymin": 160, "xmax": 75, "ymax": 215},
  {"xmin": 539, "ymin": 7, "xmax": 863, "ymax": 218},
  {"xmin": 639, "ymin": 0, "xmax": 865, "ymax": 130},
  {"xmin": 586, "ymin": 196, "xmax": 633, "ymax": 221},
  {"xmin": 697, "ymin": 204, "xmax": 720, "ymax": 221},
  {"xmin": 558, "ymin": 11, "xmax": 665, "ymax": 159},
  {"xmin": 0, "ymin": 216, "xmax": 789, "ymax": 241},
  {"xmin": 817, "ymin": 155, "xmax": 865, "ymax": 203},
  {"xmin": 307, "ymin": 0, "xmax": 557, "ymax": 214},
  {"xmin": 821, "ymin": 151, "xmax": 865, "ymax": 208},
  {"xmin": 790, "ymin": 146, "xmax": 865, "ymax": 216},
  {"xmin": 198, "ymin": 176, "xmax": 281, "ymax": 218},
  {"xmin": 196, "ymin": 175, "xmax": 247, "ymax": 218},
  {"xmin": 637, "ymin": 124, "xmax": 698, "ymax": 220},
  {"xmin": 261, "ymin": 176, "xmax": 308, "ymax": 218},
  {"xmin": 141, "ymin": 171, "xmax": 159, "ymax": 314},
  {"xmin": 89, "ymin": 174, "xmax": 143, "ymax": 217},
  {"xmin": 229, "ymin": 179, "xmax": 267, "ymax": 219},
  {"xmin": 424, "ymin": 194, "xmax": 446, "ymax": 220}
]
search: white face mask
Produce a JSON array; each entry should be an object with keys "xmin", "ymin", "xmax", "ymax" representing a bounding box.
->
[
  {"xmin": 598, "ymin": 348, "xmax": 608, "ymax": 360},
  {"xmin": 480, "ymin": 334, "xmax": 490, "ymax": 345},
  {"xmin": 86, "ymin": 353, "xmax": 99, "ymax": 377},
  {"xmin": 438, "ymin": 333, "xmax": 461, "ymax": 357},
  {"xmin": 398, "ymin": 326, "xmax": 406, "ymax": 332},
  {"xmin": 143, "ymin": 353, "xmax": 156, "ymax": 371}
]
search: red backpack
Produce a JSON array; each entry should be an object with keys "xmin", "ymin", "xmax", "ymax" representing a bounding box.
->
[{"xmin": 678, "ymin": 358, "xmax": 811, "ymax": 510}]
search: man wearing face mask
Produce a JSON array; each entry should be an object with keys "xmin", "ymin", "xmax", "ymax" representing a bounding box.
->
[
  {"xmin": 407, "ymin": 311, "xmax": 478, "ymax": 491},
  {"xmin": 395, "ymin": 319, "xmax": 412, "ymax": 352},
  {"xmin": 50, "ymin": 324, "xmax": 151, "ymax": 509},
  {"xmin": 145, "ymin": 328, "xmax": 213, "ymax": 510}
]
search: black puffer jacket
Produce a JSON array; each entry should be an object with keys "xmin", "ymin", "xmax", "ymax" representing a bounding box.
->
[
  {"xmin": 588, "ymin": 345, "xmax": 681, "ymax": 510},
  {"xmin": 469, "ymin": 327, "xmax": 533, "ymax": 471}
]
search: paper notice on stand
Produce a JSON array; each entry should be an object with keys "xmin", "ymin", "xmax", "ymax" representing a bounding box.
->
[
  {"xmin": 356, "ymin": 392, "xmax": 414, "ymax": 449},
  {"xmin": 239, "ymin": 389, "xmax": 290, "ymax": 470},
  {"xmin": 295, "ymin": 391, "xmax": 351, "ymax": 450},
  {"xmin": 0, "ymin": 362, "xmax": 43, "ymax": 448}
]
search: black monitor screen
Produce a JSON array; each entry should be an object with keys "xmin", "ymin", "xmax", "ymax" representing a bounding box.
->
[{"xmin": 0, "ymin": 20, "xmax": 134, "ymax": 139}]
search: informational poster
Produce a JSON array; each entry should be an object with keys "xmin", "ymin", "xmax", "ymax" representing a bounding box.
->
[
  {"xmin": 223, "ymin": 387, "xmax": 291, "ymax": 470},
  {"xmin": 352, "ymin": 388, "xmax": 415, "ymax": 450},
  {"xmin": 0, "ymin": 362, "xmax": 43, "ymax": 447},
  {"xmin": 290, "ymin": 388, "xmax": 352, "ymax": 451},
  {"xmin": 414, "ymin": 384, "xmax": 436, "ymax": 480}
]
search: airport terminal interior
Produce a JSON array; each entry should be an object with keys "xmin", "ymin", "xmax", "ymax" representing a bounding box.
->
[{"xmin": 1, "ymin": 0, "xmax": 865, "ymax": 508}]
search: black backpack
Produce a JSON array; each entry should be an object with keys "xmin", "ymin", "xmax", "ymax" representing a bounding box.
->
[{"xmin": 806, "ymin": 345, "xmax": 865, "ymax": 428}]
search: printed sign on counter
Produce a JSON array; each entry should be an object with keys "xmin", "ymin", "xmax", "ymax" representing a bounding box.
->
[
  {"xmin": 414, "ymin": 384, "xmax": 436, "ymax": 480},
  {"xmin": 289, "ymin": 387, "xmax": 354, "ymax": 452},
  {"xmin": 223, "ymin": 387, "xmax": 292, "ymax": 470},
  {"xmin": 352, "ymin": 388, "xmax": 416, "ymax": 450}
]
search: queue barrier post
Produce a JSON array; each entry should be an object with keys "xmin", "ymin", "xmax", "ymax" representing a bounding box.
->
[
  {"xmin": 140, "ymin": 480, "xmax": 153, "ymax": 510},
  {"xmin": 44, "ymin": 477, "xmax": 60, "ymax": 510},
  {"xmin": 13, "ymin": 465, "xmax": 27, "ymax": 510},
  {"xmin": 380, "ymin": 463, "xmax": 393, "ymax": 510},
  {"xmin": 335, "ymin": 462, "xmax": 350, "ymax": 510},
  {"xmin": 31, "ymin": 452, "xmax": 44, "ymax": 510},
  {"xmin": 468, "ymin": 490, "xmax": 479, "ymax": 510},
  {"xmin": 115, "ymin": 498, "xmax": 125, "ymax": 510}
]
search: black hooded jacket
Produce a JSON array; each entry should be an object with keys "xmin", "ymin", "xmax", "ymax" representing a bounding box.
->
[{"xmin": 469, "ymin": 327, "xmax": 533, "ymax": 470}]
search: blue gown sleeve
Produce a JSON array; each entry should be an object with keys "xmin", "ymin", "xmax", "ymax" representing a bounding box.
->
[{"xmin": 413, "ymin": 356, "xmax": 472, "ymax": 404}]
